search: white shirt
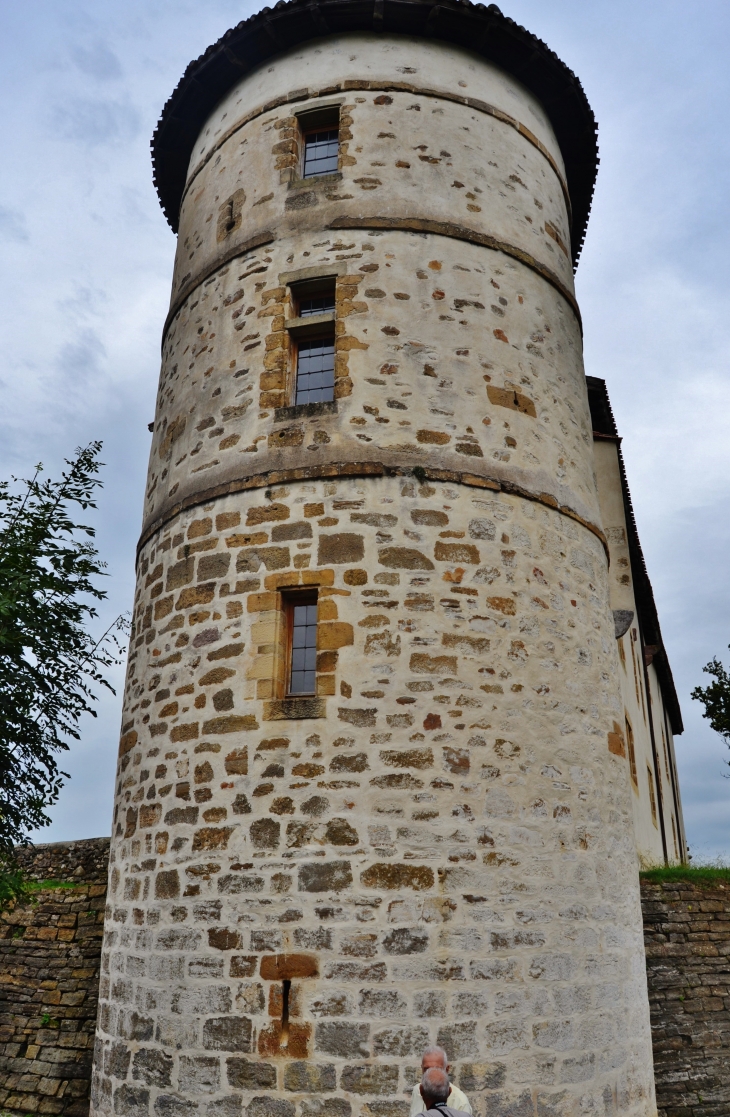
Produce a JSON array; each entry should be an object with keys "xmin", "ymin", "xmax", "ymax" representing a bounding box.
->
[{"xmin": 410, "ymin": 1084, "xmax": 472, "ymax": 1117}]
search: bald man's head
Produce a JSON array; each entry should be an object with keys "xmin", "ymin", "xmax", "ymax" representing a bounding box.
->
[
  {"xmin": 420, "ymin": 1066, "xmax": 450, "ymax": 1109},
  {"xmin": 421, "ymin": 1045, "xmax": 450, "ymax": 1074}
]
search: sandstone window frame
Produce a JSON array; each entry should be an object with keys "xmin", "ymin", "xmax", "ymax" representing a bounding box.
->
[{"xmin": 250, "ymin": 570, "xmax": 343, "ymax": 721}]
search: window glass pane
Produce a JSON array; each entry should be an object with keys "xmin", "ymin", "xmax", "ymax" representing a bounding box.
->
[
  {"xmin": 299, "ymin": 292, "xmax": 336, "ymax": 317},
  {"xmin": 303, "ymin": 129, "xmax": 339, "ymax": 177},
  {"xmin": 289, "ymin": 599, "xmax": 318, "ymax": 694},
  {"xmin": 295, "ymin": 337, "xmax": 335, "ymax": 405}
]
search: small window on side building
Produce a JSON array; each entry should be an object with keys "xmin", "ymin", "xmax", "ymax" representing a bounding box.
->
[
  {"xmin": 286, "ymin": 592, "xmax": 318, "ymax": 695},
  {"xmin": 625, "ymin": 716, "xmax": 638, "ymax": 786},
  {"xmin": 647, "ymin": 766, "xmax": 658, "ymax": 827}
]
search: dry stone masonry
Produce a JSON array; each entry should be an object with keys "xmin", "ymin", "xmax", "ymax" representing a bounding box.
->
[
  {"xmin": 0, "ymin": 839, "xmax": 108, "ymax": 1117},
  {"xmin": 92, "ymin": 5, "xmax": 659, "ymax": 1116}
]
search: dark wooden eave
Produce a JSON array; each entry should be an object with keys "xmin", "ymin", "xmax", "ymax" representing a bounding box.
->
[
  {"xmin": 151, "ymin": 0, "xmax": 599, "ymax": 268},
  {"xmin": 586, "ymin": 376, "xmax": 684, "ymax": 735}
]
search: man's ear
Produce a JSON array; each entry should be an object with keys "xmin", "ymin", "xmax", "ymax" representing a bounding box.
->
[{"xmin": 419, "ymin": 1086, "xmax": 426, "ymax": 1100}]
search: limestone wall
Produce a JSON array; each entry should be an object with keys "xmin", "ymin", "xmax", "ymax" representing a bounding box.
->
[{"xmin": 0, "ymin": 839, "xmax": 109, "ymax": 1117}]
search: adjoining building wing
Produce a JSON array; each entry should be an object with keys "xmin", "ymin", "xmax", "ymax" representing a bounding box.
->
[{"xmin": 587, "ymin": 375, "xmax": 686, "ymax": 865}]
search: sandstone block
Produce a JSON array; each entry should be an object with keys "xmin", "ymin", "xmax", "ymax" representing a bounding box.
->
[
  {"xmin": 315, "ymin": 1023, "xmax": 369, "ymax": 1059},
  {"xmin": 113, "ymin": 1084, "xmax": 149, "ymax": 1117},
  {"xmin": 317, "ymin": 534, "xmax": 365, "ymax": 565},
  {"xmin": 360, "ymin": 865, "xmax": 434, "ymax": 891},
  {"xmin": 260, "ymin": 954, "xmax": 318, "ymax": 980}
]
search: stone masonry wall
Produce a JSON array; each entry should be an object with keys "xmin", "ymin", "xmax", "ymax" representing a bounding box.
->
[
  {"xmin": 642, "ymin": 877, "xmax": 730, "ymax": 1117},
  {"xmin": 92, "ymin": 474, "xmax": 657, "ymax": 1117},
  {"xmin": 5, "ymin": 845, "xmax": 729, "ymax": 1117},
  {"xmin": 0, "ymin": 839, "xmax": 109, "ymax": 1117},
  {"xmin": 93, "ymin": 29, "xmax": 657, "ymax": 1117}
]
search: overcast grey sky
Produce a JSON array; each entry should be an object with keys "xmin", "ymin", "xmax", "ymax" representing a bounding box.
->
[{"xmin": 1, "ymin": 0, "xmax": 728, "ymax": 859}]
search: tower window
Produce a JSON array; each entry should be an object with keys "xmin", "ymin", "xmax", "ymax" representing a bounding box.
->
[
  {"xmin": 298, "ymin": 290, "xmax": 336, "ymax": 318},
  {"xmin": 286, "ymin": 593, "xmax": 318, "ymax": 695},
  {"xmin": 296, "ymin": 103, "xmax": 341, "ymax": 179},
  {"xmin": 287, "ymin": 277, "xmax": 337, "ymax": 406},
  {"xmin": 303, "ymin": 129, "xmax": 340, "ymax": 177},
  {"xmin": 295, "ymin": 337, "xmax": 335, "ymax": 405}
]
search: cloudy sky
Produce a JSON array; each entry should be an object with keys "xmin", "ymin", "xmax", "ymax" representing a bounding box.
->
[{"xmin": 1, "ymin": 0, "xmax": 728, "ymax": 859}]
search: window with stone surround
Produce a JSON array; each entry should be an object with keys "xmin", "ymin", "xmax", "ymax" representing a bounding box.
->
[
  {"xmin": 298, "ymin": 104, "xmax": 340, "ymax": 178},
  {"xmin": 246, "ymin": 570, "xmax": 351, "ymax": 720},
  {"xmin": 287, "ymin": 278, "xmax": 337, "ymax": 406},
  {"xmin": 285, "ymin": 591, "xmax": 318, "ymax": 695}
]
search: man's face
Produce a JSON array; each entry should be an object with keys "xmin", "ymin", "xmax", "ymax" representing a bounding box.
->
[{"xmin": 422, "ymin": 1053, "xmax": 450, "ymax": 1075}]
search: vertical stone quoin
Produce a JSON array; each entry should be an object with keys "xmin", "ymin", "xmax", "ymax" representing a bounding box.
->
[{"xmin": 92, "ymin": 4, "xmax": 658, "ymax": 1116}]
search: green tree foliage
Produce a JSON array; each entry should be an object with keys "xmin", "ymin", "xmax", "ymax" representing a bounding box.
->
[
  {"xmin": 692, "ymin": 650, "xmax": 730, "ymax": 767},
  {"xmin": 0, "ymin": 443, "xmax": 127, "ymax": 858}
]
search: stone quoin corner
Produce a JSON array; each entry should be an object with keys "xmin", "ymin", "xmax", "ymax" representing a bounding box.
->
[{"xmin": 88, "ymin": 3, "xmax": 689, "ymax": 1116}]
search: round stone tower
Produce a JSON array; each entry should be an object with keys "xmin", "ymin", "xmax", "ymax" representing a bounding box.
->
[{"xmin": 93, "ymin": 4, "xmax": 657, "ymax": 1116}]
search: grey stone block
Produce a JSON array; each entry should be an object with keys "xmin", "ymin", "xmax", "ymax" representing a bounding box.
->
[
  {"xmin": 315, "ymin": 1022, "xmax": 370, "ymax": 1058},
  {"xmin": 132, "ymin": 1048, "xmax": 174, "ymax": 1087},
  {"xmin": 114, "ymin": 1084, "xmax": 150, "ymax": 1117},
  {"xmin": 178, "ymin": 1056, "xmax": 221, "ymax": 1094},
  {"xmin": 283, "ymin": 1061, "xmax": 337, "ymax": 1092},
  {"xmin": 373, "ymin": 1025, "xmax": 428, "ymax": 1057},
  {"xmin": 202, "ymin": 1016, "xmax": 252, "ymax": 1052},
  {"xmin": 226, "ymin": 1058, "xmax": 277, "ymax": 1090}
]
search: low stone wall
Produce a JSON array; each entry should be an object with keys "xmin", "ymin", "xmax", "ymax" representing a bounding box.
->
[
  {"xmin": 0, "ymin": 839, "xmax": 109, "ymax": 1117},
  {"xmin": 642, "ymin": 877, "xmax": 730, "ymax": 1117}
]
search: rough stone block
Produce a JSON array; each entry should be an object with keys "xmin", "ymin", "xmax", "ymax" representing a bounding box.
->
[
  {"xmin": 298, "ymin": 862, "xmax": 353, "ymax": 893},
  {"xmin": 339, "ymin": 1065, "xmax": 399, "ymax": 1095},
  {"xmin": 283, "ymin": 1062, "xmax": 337, "ymax": 1092},
  {"xmin": 202, "ymin": 1017, "xmax": 252, "ymax": 1053},
  {"xmin": 113, "ymin": 1084, "xmax": 150, "ymax": 1117},
  {"xmin": 178, "ymin": 1057, "xmax": 221, "ymax": 1095},
  {"xmin": 132, "ymin": 1049, "xmax": 173, "ymax": 1088},
  {"xmin": 315, "ymin": 1023, "xmax": 370, "ymax": 1058}
]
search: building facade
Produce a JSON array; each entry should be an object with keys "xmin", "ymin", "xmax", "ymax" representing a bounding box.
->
[
  {"xmin": 92, "ymin": 4, "xmax": 678, "ymax": 1116},
  {"xmin": 588, "ymin": 379, "xmax": 686, "ymax": 868}
]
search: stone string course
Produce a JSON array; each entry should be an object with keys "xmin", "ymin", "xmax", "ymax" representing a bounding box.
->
[
  {"xmin": 0, "ymin": 839, "xmax": 109, "ymax": 1117},
  {"xmin": 642, "ymin": 878, "xmax": 730, "ymax": 1117}
]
